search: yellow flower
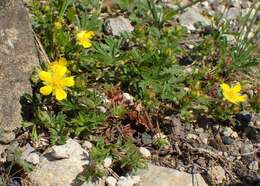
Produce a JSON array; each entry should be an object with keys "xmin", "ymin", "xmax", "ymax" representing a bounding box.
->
[
  {"xmin": 76, "ymin": 30, "xmax": 95, "ymax": 48},
  {"xmin": 54, "ymin": 21, "xmax": 62, "ymax": 29},
  {"xmin": 48, "ymin": 57, "xmax": 68, "ymax": 71},
  {"xmin": 220, "ymin": 83, "xmax": 247, "ymax": 104},
  {"xmin": 39, "ymin": 65, "xmax": 74, "ymax": 101}
]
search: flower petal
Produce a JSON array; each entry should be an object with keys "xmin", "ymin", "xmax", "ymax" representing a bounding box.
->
[
  {"xmin": 40, "ymin": 85, "xmax": 52, "ymax": 95},
  {"xmin": 53, "ymin": 65, "xmax": 67, "ymax": 78},
  {"xmin": 58, "ymin": 57, "xmax": 68, "ymax": 66},
  {"xmin": 76, "ymin": 31, "xmax": 86, "ymax": 41},
  {"xmin": 232, "ymin": 83, "xmax": 241, "ymax": 93},
  {"xmin": 63, "ymin": 77, "xmax": 75, "ymax": 87},
  {"xmin": 39, "ymin": 71, "xmax": 52, "ymax": 83},
  {"xmin": 84, "ymin": 31, "xmax": 95, "ymax": 39},
  {"xmin": 82, "ymin": 40, "xmax": 92, "ymax": 48},
  {"xmin": 236, "ymin": 95, "xmax": 247, "ymax": 103},
  {"xmin": 220, "ymin": 83, "xmax": 230, "ymax": 92},
  {"xmin": 54, "ymin": 88, "xmax": 67, "ymax": 101}
]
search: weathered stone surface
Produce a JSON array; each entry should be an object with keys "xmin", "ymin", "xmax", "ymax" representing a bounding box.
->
[
  {"xmin": 104, "ymin": 16, "xmax": 134, "ymax": 36},
  {"xmin": 24, "ymin": 139, "xmax": 90, "ymax": 186},
  {"xmin": 138, "ymin": 164, "xmax": 208, "ymax": 186},
  {"xmin": 0, "ymin": 0, "xmax": 38, "ymax": 138},
  {"xmin": 178, "ymin": 7, "xmax": 211, "ymax": 31}
]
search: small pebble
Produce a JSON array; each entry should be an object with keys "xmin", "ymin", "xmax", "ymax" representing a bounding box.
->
[
  {"xmin": 187, "ymin": 133, "xmax": 198, "ymax": 140},
  {"xmin": 195, "ymin": 128, "xmax": 204, "ymax": 133},
  {"xmin": 122, "ymin": 92, "xmax": 134, "ymax": 105},
  {"xmin": 25, "ymin": 152, "xmax": 40, "ymax": 165},
  {"xmin": 117, "ymin": 176, "xmax": 135, "ymax": 186},
  {"xmin": 141, "ymin": 133, "xmax": 152, "ymax": 145},
  {"xmin": 222, "ymin": 136, "xmax": 234, "ymax": 145},
  {"xmin": 139, "ymin": 147, "xmax": 151, "ymax": 158},
  {"xmin": 248, "ymin": 161, "xmax": 259, "ymax": 171},
  {"xmin": 208, "ymin": 165, "xmax": 226, "ymax": 184},
  {"xmin": 82, "ymin": 141, "xmax": 92, "ymax": 150},
  {"xmin": 230, "ymin": 131, "xmax": 238, "ymax": 139},
  {"xmin": 222, "ymin": 127, "xmax": 233, "ymax": 137},
  {"xmin": 240, "ymin": 143, "xmax": 254, "ymax": 154},
  {"xmin": 103, "ymin": 156, "xmax": 112, "ymax": 168},
  {"xmin": 97, "ymin": 106, "xmax": 107, "ymax": 113},
  {"xmin": 105, "ymin": 176, "xmax": 117, "ymax": 186},
  {"xmin": 132, "ymin": 175, "xmax": 141, "ymax": 185}
]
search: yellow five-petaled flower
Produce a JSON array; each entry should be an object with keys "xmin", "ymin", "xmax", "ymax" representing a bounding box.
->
[
  {"xmin": 76, "ymin": 30, "xmax": 95, "ymax": 48},
  {"xmin": 220, "ymin": 83, "xmax": 247, "ymax": 105},
  {"xmin": 39, "ymin": 60, "xmax": 74, "ymax": 101}
]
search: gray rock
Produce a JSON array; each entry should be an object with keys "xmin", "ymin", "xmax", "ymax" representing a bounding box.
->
[
  {"xmin": 0, "ymin": 130, "xmax": 15, "ymax": 144},
  {"xmin": 122, "ymin": 92, "xmax": 134, "ymax": 105},
  {"xmin": 222, "ymin": 127, "xmax": 233, "ymax": 137},
  {"xmin": 178, "ymin": 7, "xmax": 211, "ymax": 31},
  {"xmin": 225, "ymin": 7, "xmax": 241, "ymax": 20},
  {"xmin": 25, "ymin": 152, "xmax": 40, "ymax": 165},
  {"xmin": 240, "ymin": 143, "xmax": 254, "ymax": 154},
  {"xmin": 25, "ymin": 139, "xmax": 90, "ymax": 186},
  {"xmin": 105, "ymin": 176, "xmax": 117, "ymax": 186},
  {"xmin": 208, "ymin": 166, "xmax": 226, "ymax": 184},
  {"xmin": 0, "ymin": 144, "xmax": 8, "ymax": 162},
  {"xmin": 50, "ymin": 141, "xmax": 77, "ymax": 159},
  {"xmin": 0, "ymin": 0, "xmax": 38, "ymax": 139},
  {"xmin": 105, "ymin": 16, "xmax": 134, "ymax": 36},
  {"xmin": 222, "ymin": 136, "xmax": 234, "ymax": 145},
  {"xmin": 248, "ymin": 161, "xmax": 259, "ymax": 171},
  {"xmin": 21, "ymin": 143, "xmax": 35, "ymax": 160},
  {"xmin": 138, "ymin": 164, "xmax": 208, "ymax": 186},
  {"xmin": 117, "ymin": 176, "xmax": 135, "ymax": 186},
  {"xmin": 80, "ymin": 180, "xmax": 105, "ymax": 186},
  {"xmin": 82, "ymin": 140, "xmax": 93, "ymax": 150},
  {"xmin": 139, "ymin": 147, "xmax": 151, "ymax": 158}
]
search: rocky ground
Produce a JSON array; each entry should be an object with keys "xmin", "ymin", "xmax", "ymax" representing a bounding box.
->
[{"xmin": 0, "ymin": 0, "xmax": 259, "ymax": 186}]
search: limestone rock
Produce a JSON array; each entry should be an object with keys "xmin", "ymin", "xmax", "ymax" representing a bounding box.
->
[
  {"xmin": 178, "ymin": 7, "xmax": 211, "ymax": 31},
  {"xmin": 105, "ymin": 176, "xmax": 117, "ymax": 186},
  {"xmin": 0, "ymin": 130, "xmax": 15, "ymax": 144},
  {"xmin": 24, "ymin": 139, "xmax": 89, "ymax": 186},
  {"xmin": 208, "ymin": 165, "xmax": 226, "ymax": 184},
  {"xmin": 0, "ymin": 144, "xmax": 8, "ymax": 163},
  {"xmin": 0, "ymin": 0, "xmax": 38, "ymax": 140},
  {"xmin": 117, "ymin": 176, "xmax": 135, "ymax": 186},
  {"xmin": 25, "ymin": 152, "xmax": 40, "ymax": 165},
  {"xmin": 105, "ymin": 16, "xmax": 134, "ymax": 36},
  {"xmin": 139, "ymin": 147, "xmax": 151, "ymax": 158},
  {"xmin": 138, "ymin": 164, "xmax": 208, "ymax": 186}
]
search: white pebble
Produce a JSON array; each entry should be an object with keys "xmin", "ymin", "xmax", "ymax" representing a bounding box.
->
[
  {"xmin": 117, "ymin": 176, "xmax": 134, "ymax": 186},
  {"xmin": 105, "ymin": 176, "xmax": 117, "ymax": 186},
  {"xmin": 249, "ymin": 161, "xmax": 259, "ymax": 171},
  {"xmin": 103, "ymin": 156, "xmax": 113, "ymax": 168},
  {"xmin": 132, "ymin": 175, "xmax": 141, "ymax": 184},
  {"xmin": 82, "ymin": 141, "xmax": 92, "ymax": 150},
  {"xmin": 139, "ymin": 147, "xmax": 151, "ymax": 158},
  {"xmin": 97, "ymin": 106, "xmax": 107, "ymax": 113},
  {"xmin": 25, "ymin": 153, "xmax": 40, "ymax": 165},
  {"xmin": 187, "ymin": 133, "xmax": 198, "ymax": 140},
  {"xmin": 122, "ymin": 93, "xmax": 134, "ymax": 105},
  {"xmin": 230, "ymin": 131, "xmax": 238, "ymax": 139}
]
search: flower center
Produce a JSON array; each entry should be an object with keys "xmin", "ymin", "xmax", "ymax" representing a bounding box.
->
[{"xmin": 52, "ymin": 77, "xmax": 62, "ymax": 88}]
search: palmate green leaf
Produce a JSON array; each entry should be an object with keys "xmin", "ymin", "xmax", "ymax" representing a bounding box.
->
[
  {"xmin": 92, "ymin": 37, "xmax": 123, "ymax": 65},
  {"xmin": 72, "ymin": 112, "xmax": 106, "ymax": 136},
  {"xmin": 59, "ymin": 99, "xmax": 77, "ymax": 112}
]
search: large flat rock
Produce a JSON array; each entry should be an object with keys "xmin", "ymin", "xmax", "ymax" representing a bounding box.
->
[
  {"xmin": 138, "ymin": 164, "xmax": 208, "ymax": 186},
  {"xmin": 0, "ymin": 0, "xmax": 38, "ymax": 141}
]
